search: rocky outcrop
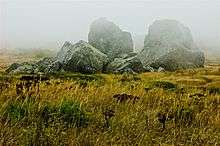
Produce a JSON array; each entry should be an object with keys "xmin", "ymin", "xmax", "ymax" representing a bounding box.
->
[
  {"xmin": 6, "ymin": 63, "xmax": 22, "ymax": 73},
  {"xmin": 105, "ymin": 53, "xmax": 145, "ymax": 73},
  {"xmin": 36, "ymin": 57, "xmax": 56, "ymax": 72},
  {"xmin": 6, "ymin": 19, "xmax": 205, "ymax": 74},
  {"xmin": 6, "ymin": 57, "xmax": 56, "ymax": 74},
  {"xmin": 88, "ymin": 18, "xmax": 133, "ymax": 59},
  {"xmin": 6, "ymin": 62, "xmax": 38, "ymax": 74},
  {"xmin": 56, "ymin": 41, "xmax": 73, "ymax": 63},
  {"xmin": 138, "ymin": 19, "xmax": 205, "ymax": 71},
  {"xmin": 46, "ymin": 61, "xmax": 63, "ymax": 73},
  {"xmin": 58, "ymin": 40, "xmax": 108, "ymax": 73}
]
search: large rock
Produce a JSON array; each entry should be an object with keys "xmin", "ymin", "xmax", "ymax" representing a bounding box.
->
[
  {"xmin": 45, "ymin": 61, "xmax": 63, "ymax": 73},
  {"xmin": 138, "ymin": 19, "xmax": 205, "ymax": 71},
  {"xmin": 88, "ymin": 18, "xmax": 134, "ymax": 59},
  {"xmin": 56, "ymin": 41, "xmax": 73, "ymax": 63},
  {"xmin": 36, "ymin": 57, "xmax": 56, "ymax": 72},
  {"xmin": 7, "ymin": 62, "xmax": 38, "ymax": 74},
  {"xmin": 6, "ymin": 58, "xmax": 55, "ymax": 74},
  {"xmin": 105, "ymin": 53, "xmax": 145, "ymax": 73},
  {"xmin": 57, "ymin": 40, "xmax": 108, "ymax": 73},
  {"xmin": 6, "ymin": 63, "xmax": 22, "ymax": 73},
  {"xmin": 6, "ymin": 40, "xmax": 108, "ymax": 74}
]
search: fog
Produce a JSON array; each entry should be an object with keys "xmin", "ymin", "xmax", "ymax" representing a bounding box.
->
[{"xmin": 1, "ymin": 0, "xmax": 220, "ymax": 52}]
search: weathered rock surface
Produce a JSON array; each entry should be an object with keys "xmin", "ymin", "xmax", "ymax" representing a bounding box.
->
[
  {"xmin": 6, "ymin": 41, "xmax": 109, "ymax": 74},
  {"xmin": 105, "ymin": 54, "xmax": 145, "ymax": 73},
  {"xmin": 46, "ymin": 61, "xmax": 63, "ymax": 73},
  {"xmin": 6, "ymin": 57, "xmax": 56, "ymax": 74},
  {"xmin": 58, "ymin": 40, "xmax": 108, "ymax": 73},
  {"xmin": 88, "ymin": 18, "xmax": 134, "ymax": 59},
  {"xmin": 56, "ymin": 41, "xmax": 73, "ymax": 63},
  {"xmin": 138, "ymin": 19, "xmax": 205, "ymax": 71},
  {"xmin": 6, "ymin": 63, "xmax": 22, "ymax": 73},
  {"xmin": 7, "ymin": 62, "xmax": 38, "ymax": 74},
  {"xmin": 36, "ymin": 57, "xmax": 56, "ymax": 72}
]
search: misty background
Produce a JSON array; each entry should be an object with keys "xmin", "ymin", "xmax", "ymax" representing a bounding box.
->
[{"xmin": 0, "ymin": 0, "xmax": 220, "ymax": 57}]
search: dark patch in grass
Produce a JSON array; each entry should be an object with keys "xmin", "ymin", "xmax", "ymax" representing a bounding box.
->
[
  {"xmin": 103, "ymin": 109, "xmax": 115, "ymax": 128},
  {"xmin": 49, "ymin": 73, "xmax": 105, "ymax": 86},
  {"xmin": 39, "ymin": 103, "xmax": 58, "ymax": 127},
  {"xmin": 113, "ymin": 93, "xmax": 140, "ymax": 103},
  {"xmin": 59, "ymin": 99, "xmax": 89, "ymax": 128},
  {"xmin": 150, "ymin": 80, "xmax": 177, "ymax": 90},
  {"xmin": 49, "ymin": 73, "xmax": 102, "ymax": 81},
  {"xmin": 1, "ymin": 101, "xmax": 27, "ymax": 123},
  {"xmin": 200, "ymin": 76, "xmax": 213, "ymax": 83},
  {"xmin": 172, "ymin": 106, "xmax": 195, "ymax": 126},
  {"xmin": 158, "ymin": 106, "xmax": 195, "ymax": 129},
  {"xmin": 207, "ymin": 87, "xmax": 220, "ymax": 95},
  {"xmin": 0, "ymin": 75, "xmax": 13, "ymax": 82},
  {"xmin": 120, "ymin": 74, "xmax": 141, "ymax": 82}
]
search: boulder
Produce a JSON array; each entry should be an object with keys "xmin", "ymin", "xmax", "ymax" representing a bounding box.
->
[
  {"xmin": 56, "ymin": 41, "xmax": 73, "ymax": 62},
  {"xmin": 5, "ymin": 63, "xmax": 21, "ymax": 73},
  {"xmin": 58, "ymin": 40, "xmax": 108, "ymax": 73},
  {"xmin": 6, "ymin": 57, "xmax": 56, "ymax": 74},
  {"xmin": 138, "ymin": 19, "xmax": 205, "ymax": 71},
  {"xmin": 9, "ymin": 62, "xmax": 38, "ymax": 74},
  {"xmin": 36, "ymin": 57, "xmax": 56, "ymax": 72},
  {"xmin": 88, "ymin": 18, "xmax": 133, "ymax": 59},
  {"xmin": 46, "ymin": 61, "xmax": 63, "ymax": 73},
  {"xmin": 105, "ymin": 55, "xmax": 145, "ymax": 73}
]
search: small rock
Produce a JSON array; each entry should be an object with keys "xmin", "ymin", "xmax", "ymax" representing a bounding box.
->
[{"xmin": 158, "ymin": 67, "xmax": 165, "ymax": 72}]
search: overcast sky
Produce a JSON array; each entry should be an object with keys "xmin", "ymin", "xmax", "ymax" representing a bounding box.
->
[{"xmin": 0, "ymin": 0, "xmax": 220, "ymax": 50}]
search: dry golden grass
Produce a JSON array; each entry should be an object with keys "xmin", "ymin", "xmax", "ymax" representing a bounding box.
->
[{"xmin": 0, "ymin": 53, "xmax": 220, "ymax": 145}]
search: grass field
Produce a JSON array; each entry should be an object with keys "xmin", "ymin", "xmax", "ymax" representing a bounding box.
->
[{"xmin": 0, "ymin": 53, "xmax": 220, "ymax": 145}]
